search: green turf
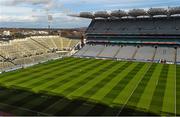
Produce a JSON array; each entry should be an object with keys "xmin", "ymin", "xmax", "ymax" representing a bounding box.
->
[{"xmin": 0, "ymin": 57, "xmax": 178, "ymax": 116}]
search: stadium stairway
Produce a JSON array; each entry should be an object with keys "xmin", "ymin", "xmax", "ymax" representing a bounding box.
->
[
  {"xmin": 29, "ymin": 37, "xmax": 50, "ymax": 51},
  {"xmin": 113, "ymin": 46, "xmax": 121, "ymax": 58},
  {"xmin": 81, "ymin": 45, "xmax": 91, "ymax": 56},
  {"xmin": 50, "ymin": 38, "xmax": 58, "ymax": 49},
  {"xmin": 96, "ymin": 46, "xmax": 106, "ymax": 57},
  {"xmin": 0, "ymin": 55, "xmax": 16, "ymax": 65},
  {"xmin": 0, "ymin": 36, "xmax": 80, "ymax": 72},
  {"xmin": 67, "ymin": 40, "xmax": 72, "ymax": 48},
  {"xmin": 175, "ymin": 48, "xmax": 177, "ymax": 63},
  {"xmin": 132, "ymin": 47, "xmax": 139, "ymax": 59},
  {"xmin": 152, "ymin": 47, "xmax": 157, "ymax": 62},
  {"xmin": 60, "ymin": 38, "xmax": 63, "ymax": 50}
]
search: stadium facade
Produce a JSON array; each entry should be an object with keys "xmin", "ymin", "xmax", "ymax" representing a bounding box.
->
[{"xmin": 74, "ymin": 7, "xmax": 180, "ymax": 64}]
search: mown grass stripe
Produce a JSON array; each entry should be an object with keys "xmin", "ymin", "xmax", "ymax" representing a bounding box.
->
[
  {"xmin": 31, "ymin": 59, "xmax": 102, "ymax": 92},
  {"xmin": 176, "ymin": 65, "xmax": 180, "ymax": 115},
  {"xmin": 62, "ymin": 61, "xmax": 119, "ymax": 96},
  {"xmin": 0, "ymin": 57, "xmax": 178, "ymax": 116},
  {"xmin": 162, "ymin": 64, "xmax": 176, "ymax": 115},
  {"xmin": 148, "ymin": 64, "xmax": 169, "ymax": 114},
  {"xmin": 66, "ymin": 61, "xmax": 126, "ymax": 98},
  {"xmin": 88, "ymin": 62, "xmax": 137, "ymax": 104},
  {"xmin": 30, "ymin": 97, "xmax": 60, "ymax": 112},
  {"xmin": 70, "ymin": 103, "xmax": 96, "ymax": 116},
  {"xmin": 3, "ymin": 58, "xmax": 88, "ymax": 87},
  {"xmin": 18, "ymin": 97, "xmax": 50, "ymax": 110},
  {"xmin": 126, "ymin": 63, "xmax": 157, "ymax": 107},
  {"xmin": 0, "ymin": 57, "xmax": 75, "ymax": 78},
  {"xmin": 0, "ymin": 89, "xmax": 22, "ymax": 101},
  {"xmin": 0, "ymin": 58, "xmax": 76, "ymax": 83},
  {"xmin": 62, "ymin": 62, "xmax": 129, "ymax": 115},
  {"xmin": 51, "ymin": 60, "xmax": 111, "ymax": 94},
  {"xmin": 42, "ymin": 98, "xmax": 74, "ymax": 115},
  {"xmin": 68, "ymin": 62, "xmax": 129, "ymax": 99},
  {"xmin": 113, "ymin": 63, "xmax": 150, "ymax": 105},
  {"xmin": 9, "ymin": 95, "xmax": 51, "ymax": 115},
  {"xmin": 100, "ymin": 62, "xmax": 145, "ymax": 105},
  {"xmin": 0, "ymin": 58, "xmax": 63, "ymax": 78},
  {"xmin": 16, "ymin": 58, "xmax": 94, "ymax": 88},
  {"xmin": 137, "ymin": 64, "xmax": 163, "ymax": 110},
  {"xmin": 1, "ymin": 92, "xmax": 31, "ymax": 105}
]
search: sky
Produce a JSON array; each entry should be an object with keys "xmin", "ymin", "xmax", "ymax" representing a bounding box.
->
[{"xmin": 0, "ymin": 0, "xmax": 180, "ymax": 28}]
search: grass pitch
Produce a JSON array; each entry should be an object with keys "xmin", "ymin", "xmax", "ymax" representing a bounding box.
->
[{"xmin": 0, "ymin": 57, "xmax": 178, "ymax": 115}]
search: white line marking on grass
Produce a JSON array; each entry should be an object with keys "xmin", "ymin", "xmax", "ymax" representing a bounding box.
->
[{"xmin": 116, "ymin": 63, "xmax": 152, "ymax": 116}]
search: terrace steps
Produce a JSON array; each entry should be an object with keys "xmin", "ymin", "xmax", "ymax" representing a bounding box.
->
[
  {"xmin": 50, "ymin": 38, "xmax": 58, "ymax": 49},
  {"xmin": 132, "ymin": 47, "xmax": 139, "ymax": 59},
  {"xmin": 152, "ymin": 47, "xmax": 157, "ymax": 62},
  {"xmin": 97, "ymin": 46, "xmax": 106, "ymax": 57},
  {"xmin": 59, "ymin": 38, "xmax": 63, "ymax": 50},
  {"xmin": 113, "ymin": 46, "xmax": 121, "ymax": 58},
  {"xmin": 0, "ymin": 37, "xmax": 80, "ymax": 72},
  {"xmin": 29, "ymin": 37, "xmax": 50, "ymax": 50},
  {"xmin": 81, "ymin": 45, "xmax": 91, "ymax": 56},
  {"xmin": 175, "ymin": 48, "xmax": 177, "ymax": 63},
  {"xmin": 0, "ymin": 55, "xmax": 16, "ymax": 65}
]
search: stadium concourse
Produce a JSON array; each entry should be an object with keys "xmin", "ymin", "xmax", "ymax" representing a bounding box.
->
[{"xmin": 0, "ymin": 36, "xmax": 80, "ymax": 73}]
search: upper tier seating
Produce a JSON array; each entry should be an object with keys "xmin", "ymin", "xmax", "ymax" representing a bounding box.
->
[{"xmin": 86, "ymin": 18, "xmax": 180, "ymax": 35}]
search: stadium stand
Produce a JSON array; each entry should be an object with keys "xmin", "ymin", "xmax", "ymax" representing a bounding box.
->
[
  {"xmin": 75, "ymin": 44, "xmax": 178, "ymax": 64},
  {"xmin": 115, "ymin": 46, "xmax": 137, "ymax": 60},
  {"xmin": 98, "ymin": 45, "xmax": 120, "ymax": 58},
  {"xmin": 0, "ymin": 36, "xmax": 80, "ymax": 72},
  {"xmin": 176, "ymin": 48, "xmax": 180, "ymax": 63},
  {"xmin": 73, "ymin": 10, "xmax": 180, "ymax": 64},
  {"xmin": 82, "ymin": 44, "xmax": 105, "ymax": 57},
  {"xmin": 74, "ymin": 44, "xmax": 91, "ymax": 56},
  {"xmin": 154, "ymin": 47, "xmax": 175, "ymax": 63},
  {"xmin": 134, "ymin": 46, "xmax": 155, "ymax": 61},
  {"xmin": 86, "ymin": 17, "xmax": 180, "ymax": 35}
]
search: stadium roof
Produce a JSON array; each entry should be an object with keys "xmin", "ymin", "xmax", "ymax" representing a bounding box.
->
[{"xmin": 70, "ymin": 6, "xmax": 180, "ymax": 19}]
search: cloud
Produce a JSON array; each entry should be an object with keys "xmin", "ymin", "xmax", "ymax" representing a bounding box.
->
[
  {"xmin": 1, "ymin": 0, "xmax": 51, "ymax": 6},
  {"xmin": 0, "ymin": 0, "xmax": 179, "ymax": 28},
  {"xmin": 0, "ymin": 15, "xmax": 38, "ymax": 22},
  {"xmin": 0, "ymin": 0, "xmax": 57, "ymax": 12}
]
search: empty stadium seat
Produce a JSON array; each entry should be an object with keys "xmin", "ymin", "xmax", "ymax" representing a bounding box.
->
[
  {"xmin": 154, "ymin": 47, "xmax": 175, "ymax": 62},
  {"xmin": 98, "ymin": 45, "xmax": 120, "ymax": 58},
  {"xmin": 134, "ymin": 46, "xmax": 155, "ymax": 61},
  {"xmin": 0, "ymin": 36, "xmax": 80, "ymax": 71},
  {"xmin": 115, "ymin": 46, "xmax": 137, "ymax": 59}
]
